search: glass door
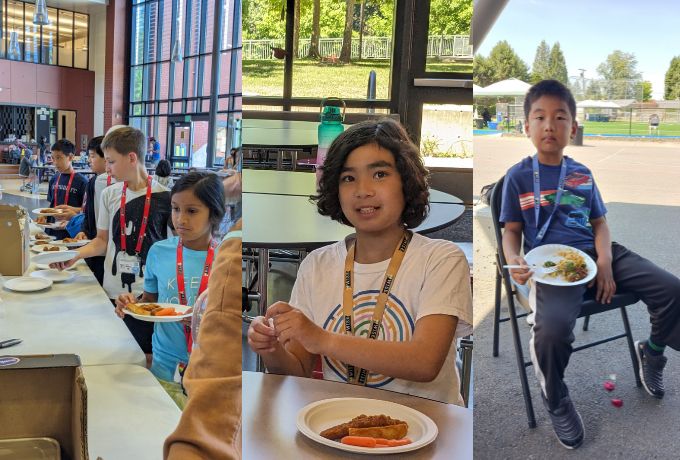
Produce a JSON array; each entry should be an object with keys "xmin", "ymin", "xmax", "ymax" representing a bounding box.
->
[{"xmin": 168, "ymin": 122, "xmax": 191, "ymax": 168}]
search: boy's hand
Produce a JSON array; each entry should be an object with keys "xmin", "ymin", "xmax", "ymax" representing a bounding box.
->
[
  {"xmin": 591, "ymin": 258, "xmax": 616, "ymax": 304},
  {"xmin": 247, "ymin": 316, "xmax": 278, "ymax": 354},
  {"xmin": 508, "ymin": 255, "xmax": 533, "ymax": 285},
  {"xmin": 74, "ymin": 232, "xmax": 88, "ymax": 241},
  {"xmin": 54, "ymin": 205, "xmax": 79, "ymax": 221},
  {"xmin": 115, "ymin": 293, "xmax": 136, "ymax": 318},
  {"xmin": 267, "ymin": 302, "xmax": 326, "ymax": 355},
  {"xmin": 49, "ymin": 252, "xmax": 80, "ymax": 271}
]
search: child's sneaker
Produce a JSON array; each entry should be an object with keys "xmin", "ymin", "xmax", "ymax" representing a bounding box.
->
[
  {"xmin": 635, "ymin": 340, "xmax": 667, "ymax": 399},
  {"xmin": 543, "ymin": 393, "xmax": 584, "ymax": 449}
]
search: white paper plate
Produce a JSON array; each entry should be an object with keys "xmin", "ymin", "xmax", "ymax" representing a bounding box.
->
[
  {"xmin": 35, "ymin": 222, "xmax": 66, "ymax": 230},
  {"xmin": 524, "ymin": 244, "xmax": 597, "ymax": 286},
  {"xmin": 296, "ymin": 398, "xmax": 438, "ymax": 455},
  {"xmin": 31, "ymin": 244, "xmax": 67, "ymax": 254},
  {"xmin": 30, "ymin": 234, "xmax": 56, "ymax": 242},
  {"xmin": 32, "ymin": 207, "xmax": 64, "ymax": 216},
  {"xmin": 3, "ymin": 276, "xmax": 53, "ymax": 292},
  {"xmin": 35, "ymin": 260, "xmax": 83, "ymax": 271},
  {"xmin": 123, "ymin": 303, "xmax": 192, "ymax": 323},
  {"xmin": 32, "ymin": 250, "xmax": 80, "ymax": 265},
  {"xmin": 54, "ymin": 239, "xmax": 90, "ymax": 248},
  {"xmin": 30, "ymin": 269, "xmax": 75, "ymax": 283}
]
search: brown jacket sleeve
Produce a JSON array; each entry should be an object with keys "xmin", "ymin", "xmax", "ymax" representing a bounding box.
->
[{"xmin": 164, "ymin": 219, "xmax": 242, "ymax": 460}]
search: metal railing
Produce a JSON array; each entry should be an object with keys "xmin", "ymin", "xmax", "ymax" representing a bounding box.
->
[{"xmin": 243, "ymin": 35, "xmax": 472, "ymax": 60}]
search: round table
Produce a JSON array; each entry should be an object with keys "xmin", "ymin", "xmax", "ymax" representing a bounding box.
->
[{"xmin": 242, "ymin": 371, "xmax": 472, "ymax": 459}]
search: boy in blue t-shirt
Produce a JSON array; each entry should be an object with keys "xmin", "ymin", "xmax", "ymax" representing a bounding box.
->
[{"xmin": 500, "ymin": 80, "xmax": 680, "ymax": 449}]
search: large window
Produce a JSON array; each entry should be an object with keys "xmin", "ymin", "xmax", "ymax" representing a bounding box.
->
[
  {"xmin": 129, "ymin": 0, "xmax": 242, "ymax": 168},
  {"xmin": 0, "ymin": 0, "xmax": 88, "ymax": 69}
]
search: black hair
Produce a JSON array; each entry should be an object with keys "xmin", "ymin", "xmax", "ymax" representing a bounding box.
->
[
  {"xmin": 171, "ymin": 171, "xmax": 225, "ymax": 234},
  {"xmin": 155, "ymin": 159, "xmax": 172, "ymax": 177},
  {"xmin": 524, "ymin": 79, "xmax": 577, "ymax": 120},
  {"xmin": 312, "ymin": 118, "xmax": 430, "ymax": 229},
  {"xmin": 87, "ymin": 136, "xmax": 104, "ymax": 158},
  {"xmin": 52, "ymin": 139, "xmax": 75, "ymax": 156}
]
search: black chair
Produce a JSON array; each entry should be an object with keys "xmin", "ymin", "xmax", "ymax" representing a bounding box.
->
[{"xmin": 489, "ymin": 176, "xmax": 641, "ymax": 428}]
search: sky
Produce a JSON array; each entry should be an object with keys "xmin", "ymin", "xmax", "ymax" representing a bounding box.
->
[{"xmin": 476, "ymin": 0, "xmax": 680, "ymax": 99}]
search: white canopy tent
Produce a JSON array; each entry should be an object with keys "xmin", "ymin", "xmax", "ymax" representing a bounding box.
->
[
  {"xmin": 474, "ymin": 78, "xmax": 531, "ymax": 97},
  {"xmin": 576, "ymin": 100, "xmax": 621, "ymax": 109}
]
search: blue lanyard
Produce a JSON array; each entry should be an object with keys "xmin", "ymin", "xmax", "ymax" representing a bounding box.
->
[{"xmin": 532, "ymin": 155, "xmax": 567, "ymax": 244}]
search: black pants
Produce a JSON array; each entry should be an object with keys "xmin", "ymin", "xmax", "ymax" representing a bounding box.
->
[
  {"xmin": 110, "ymin": 299, "xmax": 154, "ymax": 354},
  {"xmin": 530, "ymin": 242, "xmax": 680, "ymax": 410},
  {"xmin": 85, "ymin": 256, "xmax": 105, "ymax": 286}
]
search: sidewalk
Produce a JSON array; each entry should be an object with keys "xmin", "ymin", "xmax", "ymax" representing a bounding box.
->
[{"xmin": 473, "ymin": 137, "xmax": 680, "ymax": 458}]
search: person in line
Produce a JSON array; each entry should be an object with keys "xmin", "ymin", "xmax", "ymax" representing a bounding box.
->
[
  {"xmin": 114, "ymin": 172, "xmax": 225, "ymax": 408},
  {"xmin": 51, "ymin": 127, "xmax": 172, "ymax": 357},
  {"xmin": 248, "ymin": 119, "xmax": 473, "ymax": 405},
  {"xmin": 501, "ymin": 80, "xmax": 680, "ymax": 449}
]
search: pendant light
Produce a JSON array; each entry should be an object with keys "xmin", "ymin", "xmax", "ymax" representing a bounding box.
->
[
  {"xmin": 8, "ymin": 30, "xmax": 20, "ymax": 60},
  {"xmin": 33, "ymin": 0, "xmax": 50, "ymax": 26}
]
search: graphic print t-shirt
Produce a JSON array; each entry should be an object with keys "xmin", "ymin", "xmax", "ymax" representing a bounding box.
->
[
  {"xmin": 97, "ymin": 179, "xmax": 171, "ymax": 299},
  {"xmin": 289, "ymin": 233, "xmax": 473, "ymax": 405},
  {"xmin": 500, "ymin": 156, "xmax": 606, "ymax": 252},
  {"xmin": 47, "ymin": 171, "xmax": 88, "ymax": 208}
]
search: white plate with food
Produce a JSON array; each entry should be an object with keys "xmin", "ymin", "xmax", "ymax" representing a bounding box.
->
[
  {"xmin": 31, "ymin": 244, "xmax": 67, "ymax": 254},
  {"xmin": 30, "ymin": 269, "xmax": 75, "ymax": 283},
  {"xmin": 524, "ymin": 244, "xmax": 597, "ymax": 286},
  {"xmin": 30, "ymin": 232, "xmax": 56, "ymax": 242},
  {"xmin": 55, "ymin": 238, "xmax": 91, "ymax": 248},
  {"xmin": 35, "ymin": 221, "xmax": 66, "ymax": 230},
  {"xmin": 296, "ymin": 398, "xmax": 437, "ymax": 455},
  {"xmin": 3, "ymin": 276, "xmax": 53, "ymax": 292},
  {"xmin": 32, "ymin": 207, "xmax": 64, "ymax": 216},
  {"xmin": 32, "ymin": 250, "xmax": 80, "ymax": 265},
  {"xmin": 123, "ymin": 303, "xmax": 192, "ymax": 323}
]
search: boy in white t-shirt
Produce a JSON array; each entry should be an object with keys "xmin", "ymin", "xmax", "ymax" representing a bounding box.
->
[
  {"xmin": 52, "ymin": 127, "xmax": 171, "ymax": 354},
  {"xmin": 247, "ymin": 119, "xmax": 473, "ymax": 405}
]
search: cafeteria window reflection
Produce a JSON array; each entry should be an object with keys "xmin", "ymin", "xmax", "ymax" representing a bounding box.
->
[{"xmin": 420, "ymin": 104, "xmax": 472, "ymax": 166}]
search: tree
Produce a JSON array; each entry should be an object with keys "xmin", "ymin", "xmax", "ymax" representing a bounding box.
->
[
  {"xmin": 429, "ymin": 0, "xmax": 472, "ymax": 35},
  {"xmin": 473, "ymin": 54, "xmax": 494, "ymax": 87},
  {"xmin": 596, "ymin": 50, "xmax": 642, "ymax": 99},
  {"xmin": 547, "ymin": 42, "xmax": 568, "ymax": 84},
  {"xmin": 306, "ymin": 0, "xmax": 321, "ymax": 59},
  {"xmin": 476, "ymin": 41, "xmax": 530, "ymax": 85},
  {"xmin": 641, "ymin": 81, "xmax": 652, "ymax": 101},
  {"xmin": 339, "ymin": 0, "xmax": 355, "ymax": 63},
  {"xmin": 530, "ymin": 40, "xmax": 550, "ymax": 84},
  {"xmin": 664, "ymin": 56, "xmax": 680, "ymax": 100},
  {"xmin": 293, "ymin": 0, "xmax": 301, "ymax": 58}
]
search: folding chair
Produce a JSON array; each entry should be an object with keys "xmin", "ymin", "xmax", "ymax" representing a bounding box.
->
[{"xmin": 489, "ymin": 176, "xmax": 641, "ymax": 428}]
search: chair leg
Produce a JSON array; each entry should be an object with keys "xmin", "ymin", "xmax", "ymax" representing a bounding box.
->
[
  {"xmin": 582, "ymin": 315, "xmax": 590, "ymax": 331},
  {"xmin": 619, "ymin": 306, "xmax": 642, "ymax": 387},
  {"xmin": 507, "ymin": 295, "xmax": 537, "ymax": 428},
  {"xmin": 492, "ymin": 269, "xmax": 502, "ymax": 357}
]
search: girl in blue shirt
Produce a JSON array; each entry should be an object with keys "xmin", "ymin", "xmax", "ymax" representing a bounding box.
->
[{"xmin": 115, "ymin": 171, "xmax": 225, "ymax": 407}]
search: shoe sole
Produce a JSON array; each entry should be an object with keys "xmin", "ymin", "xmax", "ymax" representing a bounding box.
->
[
  {"xmin": 635, "ymin": 341, "xmax": 664, "ymax": 399},
  {"xmin": 552, "ymin": 410, "xmax": 585, "ymax": 450}
]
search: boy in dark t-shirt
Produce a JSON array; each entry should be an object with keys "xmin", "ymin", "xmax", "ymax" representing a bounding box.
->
[
  {"xmin": 46, "ymin": 139, "xmax": 88, "ymax": 240},
  {"xmin": 500, "ymin": 80, "xmax": 680, "ymax": 449}
]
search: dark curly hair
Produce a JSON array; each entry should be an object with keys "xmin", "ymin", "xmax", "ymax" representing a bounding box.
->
[
  {"xmin": 312, "ymin": 118, "xmax": 430, "ymax": 228},
  {"xmin": 171, "ymin": 172, "xmax": 225, "ymax": 235}
]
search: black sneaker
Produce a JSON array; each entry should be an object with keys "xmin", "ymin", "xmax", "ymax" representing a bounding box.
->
[
  {"xmin": 635, "ymin": 340, "xmax": 667, "ymax": 399},
  {"xmin": 543, "ymin": 394, "xmax": 584, "ymax": 449}
]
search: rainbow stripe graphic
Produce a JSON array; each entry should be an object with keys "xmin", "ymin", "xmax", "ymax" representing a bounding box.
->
[{"xmin": 322, "ymin": 289, "xmax": 415, "ymax": 388}]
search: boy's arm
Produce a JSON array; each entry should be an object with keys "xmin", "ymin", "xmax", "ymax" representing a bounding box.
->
[
  {"xmin": 268, "ymin": 303, "xmax": 457, "ymax": 383},
  {"xmin": 502, "ymin": 221, "xmax": 532, "ymax": 285},
  {"xmin": 590, "ymin": 216, "xmax": 615, "ymax": 303}
]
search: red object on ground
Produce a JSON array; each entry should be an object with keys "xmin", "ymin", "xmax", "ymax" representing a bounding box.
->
[
  {"xmin": 611, "ymin": 398, "xmax": 623, "ymax": 408},
  {"xmin": 603, "ymin": 381, "xmax": 616, "ymax": 392}
]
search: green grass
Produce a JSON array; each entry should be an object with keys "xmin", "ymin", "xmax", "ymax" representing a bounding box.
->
[
  {"xmin": 243, "ymin": 58, "xmax": 473, "ymax": 99},
  {"xmin": 582, "ymin": 121, "xmax": 680, "ymax": 136}
]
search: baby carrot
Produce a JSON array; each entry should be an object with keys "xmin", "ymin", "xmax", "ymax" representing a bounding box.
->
[
  {"xmin": 153, "ymin": 308, "xmax": 179, "ymax": 316},
  {"xmin": 340, "ymin": 436, "xmax": 377, "ymax": 448},
  {"xmin": 386, "ymin": 438, "xmax": 412, "ymax": 447}
]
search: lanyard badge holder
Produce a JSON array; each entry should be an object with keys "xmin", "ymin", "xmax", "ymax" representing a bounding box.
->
[
  {"xmin": 532, "ymin": 155, "xmax": 567, "ymax": 245},
  {"xmin": 117, "ymin": 176, "xmax": 153, "ymax": 275},
  {"xmin": 343, "ymin": 231, "xmax": 412, "ymax": 386},
  {"xmin": 174, "ymin": 238, "xmax": 216, "ymax": 387}
]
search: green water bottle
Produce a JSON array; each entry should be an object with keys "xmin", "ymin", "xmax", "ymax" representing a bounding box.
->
[{"xmin": 316, "ymin": 98, "xmax": 345, "ymax": 187}]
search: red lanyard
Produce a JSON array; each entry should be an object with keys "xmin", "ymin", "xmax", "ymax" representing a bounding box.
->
[
  {"xmin": 176, "ymin": 238, "xmax": 216, "ymax": 353},
  {"xmin": 119, "ymin": 175, "xmax": 153, "ymax": 255},
  {"xmin": 53, "ymin": 172, "xmax": 75, "ymax": 206},
  {"xmin": 107, "ymin": 174, "xmax": 112, "ymax": 186}
]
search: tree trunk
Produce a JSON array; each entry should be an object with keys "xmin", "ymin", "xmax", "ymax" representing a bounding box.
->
[
  {"xmin": 293, "ymin": 0, "xmax": 300, "ymax": 59},
  {"xmin": 307, "ymin": 0, "xmax": 321, "ymax": 59},
  {"xmin": 339, "ymin": 0, "xmax": 355, "ymax": 63},
  {"xmin": 358, "ymin": 1, "xmax": 365, "ymax": 60}
]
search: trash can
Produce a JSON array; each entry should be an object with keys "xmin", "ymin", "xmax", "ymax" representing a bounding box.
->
[
  {"xmin": 571, "ymin": 125, "xmax": 584, "ymax": 146},
  {"xmin": 474, "ymin": 118, "xmax": 484, "ymax": 129}
]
